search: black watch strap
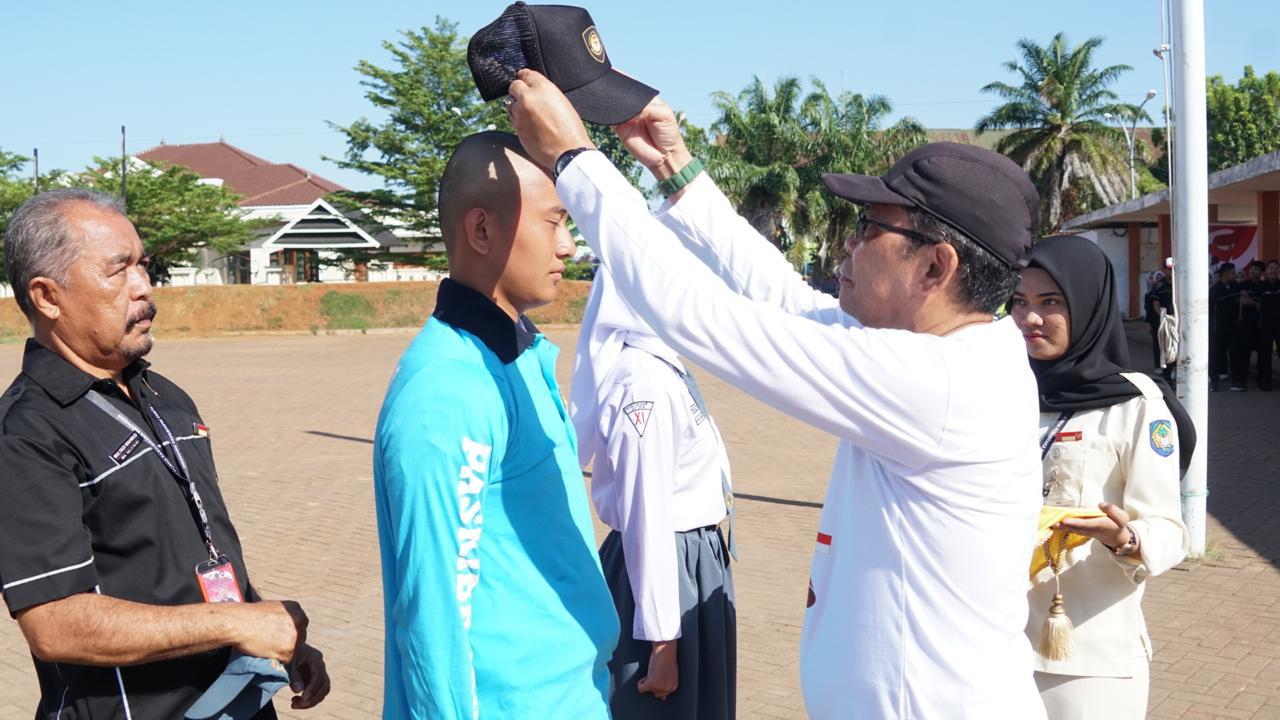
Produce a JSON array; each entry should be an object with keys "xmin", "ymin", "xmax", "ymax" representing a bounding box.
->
[{"xmin": 554, "ymin": 147, "xmax": 594, "ymax": 181}]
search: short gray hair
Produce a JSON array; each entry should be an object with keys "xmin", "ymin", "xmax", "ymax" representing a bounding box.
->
[
  {"xmin": 4, "ymin": 188, "xmax": 127, "ymax": 320},
  {"xmin": 905, "ymin": 208, "xmax": 1020, "ymax": 316}
]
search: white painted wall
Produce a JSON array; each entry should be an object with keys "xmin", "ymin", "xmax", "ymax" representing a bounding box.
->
[{"xmin": 1076, "ymin": 227, "xmax": 1161, "ymax": 319}]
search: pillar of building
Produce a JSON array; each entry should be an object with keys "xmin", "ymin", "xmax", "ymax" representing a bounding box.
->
[
  {"xmin": 1129, "ymin": 222, "xmax": 1142, "ymax": 317},
  {"xmin": 1158, "ymin": 213, "xmax": 1172, "ymax": 263},
  {"xmin": 1258, "ymin": 191, "xmax": 1280, "ymax": 261}
]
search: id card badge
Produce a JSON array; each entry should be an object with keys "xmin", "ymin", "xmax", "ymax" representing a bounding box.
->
[{"xmin": 195, "ymin": 556, "xmax": 244, "ymax": 603}]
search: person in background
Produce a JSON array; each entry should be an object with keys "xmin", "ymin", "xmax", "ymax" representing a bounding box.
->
[
  {"xmin": 1259, "ymin": 260, "xmax": 1280, "ymax": 391},
  {"xmin": 1143, "ymin": 271, "xmax": 1174, "ymax": 382},
  {"xmin": 1011, "ymin": 234, "xmax": 1191, "ymax": 720},
  {"xmin": 1235, "ymin": 260, "xmax": 1268, "ymax": 391},
  {"xmin": 1208, "ymin": 263, "xmax": 1240, "ymax": 391}
]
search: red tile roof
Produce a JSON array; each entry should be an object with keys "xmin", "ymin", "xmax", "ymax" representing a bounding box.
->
[{"xmin": 135, "ymin": 141, "xmax": 347, "ymax": 207}]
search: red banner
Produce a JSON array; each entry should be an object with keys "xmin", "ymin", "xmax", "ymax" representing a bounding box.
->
[{"xmin": 1209, "ymin": 224, "xmax": 1258, "ymax": 267}]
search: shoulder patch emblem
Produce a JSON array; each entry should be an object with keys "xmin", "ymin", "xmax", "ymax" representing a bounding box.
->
[
  {"xmin": 623, "ymin": 401, "xmax": 654, "ymax": 437},
  {"xmin": 1149, "ymin": 419, "xmax": 1175, "ymax": 457}
]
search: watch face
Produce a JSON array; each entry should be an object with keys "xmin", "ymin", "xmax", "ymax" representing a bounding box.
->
[{"xmin": 555, "ymin": 148, "xmax": 585, "ymax": 178}]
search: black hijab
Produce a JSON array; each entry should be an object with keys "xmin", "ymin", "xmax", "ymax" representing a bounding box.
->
[
  {"xmin": 1026, "ymin": 235, "xmax": 1138, "ymax": 411},
  {"xmin": 1024, "ymin": 235, "xmax": 1196, "ymax": 473}
]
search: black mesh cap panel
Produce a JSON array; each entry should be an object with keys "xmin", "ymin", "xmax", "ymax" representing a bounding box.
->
[{"xmin": 468, "ymin": 5, "xmax": 544, "ymax": 101}]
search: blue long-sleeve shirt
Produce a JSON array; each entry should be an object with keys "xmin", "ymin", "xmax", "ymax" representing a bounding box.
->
[{"xmin": 373, "ymin": 279, "xmax": 618, "ymax": 719}]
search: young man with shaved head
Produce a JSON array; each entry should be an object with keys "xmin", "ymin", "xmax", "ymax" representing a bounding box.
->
[{"xmin": 372, "ymin": 131, "xmax": 618, "ymax": 719}]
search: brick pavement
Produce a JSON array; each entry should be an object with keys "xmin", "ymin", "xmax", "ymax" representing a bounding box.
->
[{"xmin": 0, "ymin": 326, "xmax": 1275, "ymax": 719}]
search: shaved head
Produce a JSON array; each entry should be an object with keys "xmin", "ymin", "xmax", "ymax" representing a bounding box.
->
[
  {"xmin": 438, "ymin": 131, "xmax": 546, "ymax": 258},
  {"xmin": 433, "ymin": 130, "xmax": 573, "ymax": 320}
]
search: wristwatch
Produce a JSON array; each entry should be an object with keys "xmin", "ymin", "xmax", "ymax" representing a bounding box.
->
[
  {"xmin": 1110, "ymin": 525, "xmax": 1140, "ymax": 556},
  {"xmin": 554, "ymin": 147, "xmax": 595, "ymax": 181}
]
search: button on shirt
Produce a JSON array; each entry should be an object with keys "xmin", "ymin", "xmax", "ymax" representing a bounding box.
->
[
  {"xmin": 590, "ymin": 342, "xmax": 730, "ymax": 641},
  {"xmin": 0, "ymin": 340, "xmax": 266, "ymax": 720},
  {"xmin": 558, "ymin": 152, "xmax": 1046, "ymax": 720}
]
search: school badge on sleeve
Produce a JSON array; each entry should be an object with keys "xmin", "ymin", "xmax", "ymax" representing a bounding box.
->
[
  {"xmin": 623, "ymin": 401, "xmax": 654, "ymax": 437},
  {"xmin": 1149, "ymin": 419, "xmax": 1174, "ymax": 457}
]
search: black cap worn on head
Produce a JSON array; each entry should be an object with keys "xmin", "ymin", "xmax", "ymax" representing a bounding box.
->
[
  {"xmin": 821, "ymin": 142, "xmax": 1040, "ymax": 269},
  {"xmin": 468, "ymin": 2, "xmax": 659, "ymax": 125}
]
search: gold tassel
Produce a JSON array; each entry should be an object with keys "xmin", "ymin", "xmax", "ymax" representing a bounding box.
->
[{"xmin": 1038, "ymin": 537, "xmax": 1074, "ymax": 660}]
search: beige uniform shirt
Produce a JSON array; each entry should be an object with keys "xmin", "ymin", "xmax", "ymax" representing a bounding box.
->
[{"xmin": 1028, "ymin": 372, "xmax": 1189, "ymax": 677}]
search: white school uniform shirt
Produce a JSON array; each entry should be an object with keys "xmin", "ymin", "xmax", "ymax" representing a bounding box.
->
[
  {"xmin": 1030, "ymin": 372, "xmax": 1189, "ymax": 677},
  {"xmin": 558, "ymin": 151, "xmax": 1047, "ymax": 720},
  {"xmin": 590, "ymin": 340, "xmax": 731, "ymax": 642}
]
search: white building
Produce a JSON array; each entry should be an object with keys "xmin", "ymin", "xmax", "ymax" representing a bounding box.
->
[{"xmin": 136, "ymin": 141, "xmax": 443, "ymax": 285}]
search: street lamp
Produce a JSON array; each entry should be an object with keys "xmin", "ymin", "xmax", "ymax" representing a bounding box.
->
[{"xmin": 1105, "ymin": 89, "xmax": 1159, "ymax": 200}]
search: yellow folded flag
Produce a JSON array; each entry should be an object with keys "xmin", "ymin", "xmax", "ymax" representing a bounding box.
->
[{"xmin": 1030, "ymin": 506, "xmax": 1105, "ymax": 578}]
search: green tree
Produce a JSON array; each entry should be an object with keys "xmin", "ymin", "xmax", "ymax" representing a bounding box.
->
[
  {"xmin": 709, "ymin": 76, "xmax": 808, "ymax": 249},
  {"xmin": 976, "ymin": 33, "xmax": 1144, "ymax": 231},
  {"xmin": 1206, "ymin": 66, "xmax": 1280, "ymax": 171},
  {"xmin": 792, "ymin": 83, "xmax": 925, "ymax": 276},
  {"xmin": 327, "ymin": 16, "xmax": 642, "ymax": 249},
  {"xmin": 74, "ymin": 159, "xmax": 270, "ymax": 281},
  {"xmin": 708, "ymin": 76, "xmax": 925, "ymax": 275},
  {"xmin": 0, "ymin": 149, "xmax": 34, "ymax": 285}
]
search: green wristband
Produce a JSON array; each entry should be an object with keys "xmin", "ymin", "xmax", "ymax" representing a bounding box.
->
[{"xmin": 658, "ymin": 157, "xmax": 705, "ymax": 198}]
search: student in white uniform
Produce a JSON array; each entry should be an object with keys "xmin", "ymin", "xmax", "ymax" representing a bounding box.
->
[
  {"xmin": 1011, "ymin": 235, "xmax": 1192, "ymax": 719},
  {"xmin": 508, "ymin": 73, "xmax": 1048, "ymax": 719},
  {"xmin": 570, "ymin": 266, "xmax": 736, "ymax": 719}
]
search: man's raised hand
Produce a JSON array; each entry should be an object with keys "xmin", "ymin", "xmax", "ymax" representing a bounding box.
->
[
  {"xmin": 507, "ymin": 69, "xmax": 594, "ymax": 170},
  {"xmin": 612, "ymin": 98, "xmax": 691, "ymax": 180}
]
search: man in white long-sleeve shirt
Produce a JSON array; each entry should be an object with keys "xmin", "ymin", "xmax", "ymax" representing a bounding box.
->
[{"xmin": 507, "ymin": 69, "xmax": 1047, "ymax": 719}]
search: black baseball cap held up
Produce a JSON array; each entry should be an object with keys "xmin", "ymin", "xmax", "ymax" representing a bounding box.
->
[
  {"xmin": 822, "ymin": 143, "xmax": 1040, "ymax": 269},
  {"xmin": 468, "ymin": 2, "xmax": 659, "ymax": 125}
]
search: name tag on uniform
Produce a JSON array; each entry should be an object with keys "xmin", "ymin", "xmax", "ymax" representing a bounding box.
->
[
  {"xmin": 1054, "ymin": 431, "xmax": 1083, "ymax": 443},
  {"xmin": 110, "ymin": 431, "xmax": 142, "ymax": 464},
  {"xmin": 196, "ymin": 556, "xmax": 244, "ymax": 603}
]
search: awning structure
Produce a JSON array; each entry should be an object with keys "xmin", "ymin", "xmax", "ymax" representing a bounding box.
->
[{"xmin": 1061, "ymin": 149, "xmax": 1280, "ymax": 315}]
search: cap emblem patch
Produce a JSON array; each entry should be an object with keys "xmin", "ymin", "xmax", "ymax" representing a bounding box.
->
[{"xmin": 583, "ymin": 26, "xmax": 606, "ymax": 63}]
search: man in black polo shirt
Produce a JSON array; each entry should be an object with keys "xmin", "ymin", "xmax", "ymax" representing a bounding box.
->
[{"xmin": 0, "ymin": 189, "xmax": 330, "ymax": 719}]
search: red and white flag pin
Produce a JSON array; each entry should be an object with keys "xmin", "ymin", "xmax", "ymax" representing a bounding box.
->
[{"xmin": 815, "ymin": 532, "xmax": 833, "ymax": 555}]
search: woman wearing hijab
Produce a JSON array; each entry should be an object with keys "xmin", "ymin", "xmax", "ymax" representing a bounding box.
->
[
  {"xmin": 1010, "ymin": 235, "xmax": 1192, "ymax": 719},
  {"xmin": 569, "ymin": 268, "xmax": 736, "ymax": 719}
]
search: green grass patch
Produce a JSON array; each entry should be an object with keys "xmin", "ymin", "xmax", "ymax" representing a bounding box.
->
[{"xmin": 320, "ymin": 291, "xmax": 377, "ymax": 330}]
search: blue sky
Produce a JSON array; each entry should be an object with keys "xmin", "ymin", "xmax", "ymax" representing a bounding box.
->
[{"xmin": 2, "ymin": 1, "xmax": 1276, "ymax": 191}]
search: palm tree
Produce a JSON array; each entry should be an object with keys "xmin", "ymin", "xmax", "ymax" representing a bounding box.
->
[
  {"xmin": 976, "ymin": 33, "xmax": 1148, "ymax": 231},
  {"xmin": 793, "ymin": 83, "xmax": 925, "ymax": 274},
  {"xmin": 708, "ymin": 77, "xmax": 925, "ymax": 275},
  {"xmin": 709, "ymin": 76, "xmax": 808, "ymax": 248}
]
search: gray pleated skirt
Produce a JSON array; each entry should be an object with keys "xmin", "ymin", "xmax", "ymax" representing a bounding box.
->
[{"xmin": 599, "ymin": 526, "xmax": 736, "ymax": 720}]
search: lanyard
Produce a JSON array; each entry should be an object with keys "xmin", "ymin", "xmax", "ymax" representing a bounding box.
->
[
  {"xmin": 84, "ymin": 389, "xmax": 221, "ymax": 561},
  {"xmin": 675, "ymin": 367, "xmax": 739, "ymax": 562},
  {"xmin": 1039, "ymin": 411, "xmax": 1074, "ymax": 460}
]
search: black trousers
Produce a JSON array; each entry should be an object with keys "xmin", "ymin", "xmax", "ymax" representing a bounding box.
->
[
  {"xmin": 1232, "ymin": 321, "xmax": 1259, "ymax": 386},
  {"xmin": 1259, "ymin": 320, "xmax": 1279, "ymax": 389},
  {"xmin": 1210, "ymin": 322, "xmax": 1233, "ymax": 384}
]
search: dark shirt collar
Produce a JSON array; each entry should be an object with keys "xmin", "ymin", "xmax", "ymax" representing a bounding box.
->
[
  {"xmin": 432, "ymin": 278, "xmax": 539, "ymax": 364},
  {"xmin": 20, "ymin": 339, "xmax": 150, "ymax": 407}
]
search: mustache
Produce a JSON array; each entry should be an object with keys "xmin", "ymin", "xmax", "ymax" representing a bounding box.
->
[{"xmin": 127, "ymin": 302, "xmax": 158, "ymax": 328}]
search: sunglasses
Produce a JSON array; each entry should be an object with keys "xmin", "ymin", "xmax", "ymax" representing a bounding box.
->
[{"xmin": 854, "ymin": 215, "xmax": 937, "ymax": 246}]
